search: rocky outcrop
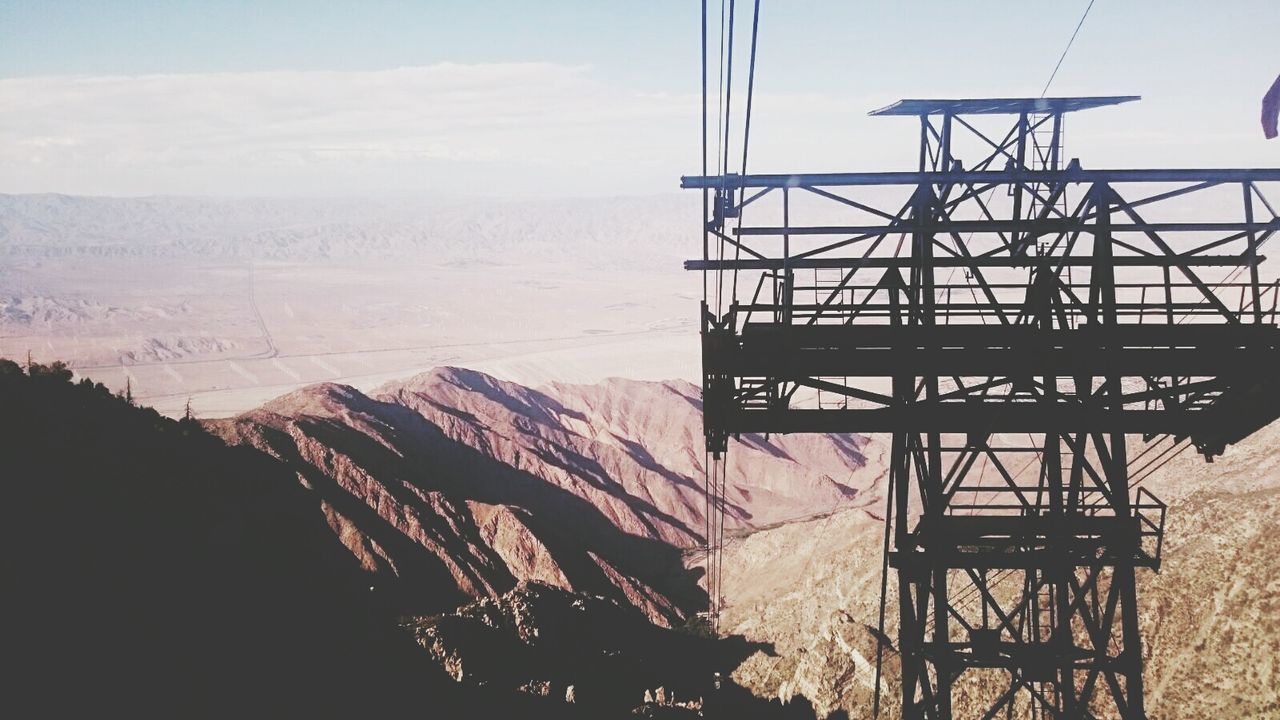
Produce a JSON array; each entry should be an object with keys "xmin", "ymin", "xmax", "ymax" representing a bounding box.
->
[
  {"xmin": 717, "ymin": 421, "xmax": 1280, "ymax": 719},
  {"xmin": 383, "ymin": 369, "xmax": 881, "ymax": 541},
  {"xmin": 406, "ymin": 581, "xmax": 790, "ymax": 719},
  {"xmin": 205, "ymin": 367, "xmax": 878, "ymax": 626}
]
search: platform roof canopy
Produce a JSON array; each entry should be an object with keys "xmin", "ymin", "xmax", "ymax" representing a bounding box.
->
[{"xmin": 869, "ymin": 95, "xmax": 1140, "ymax": 117}]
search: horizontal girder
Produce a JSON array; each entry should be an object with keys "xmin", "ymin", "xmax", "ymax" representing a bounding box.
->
[
  {"xmin": 711, "ymin": 407, "xmax": 1211, "ymax": 434},
  {"xmin": 688, "ymin": 255, "xmax": 1260, "ymax": 270},
  {"xmin": 682, "ymin": 167, "xmax": 1280, "ymax": 188}
]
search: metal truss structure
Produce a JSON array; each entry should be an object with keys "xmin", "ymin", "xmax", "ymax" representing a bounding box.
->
[{"xmin": 685, "ymin": 96, "xmax": 1280, "ymax": 718}]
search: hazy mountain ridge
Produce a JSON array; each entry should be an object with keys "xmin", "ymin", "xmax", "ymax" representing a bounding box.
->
[
  {"xmin": 0, "ymin": 193, "xmax": 704, "ymax": 417},
  {"xmin": 0, "ymin": 193, "xmax": 695, "ymax": 268}
]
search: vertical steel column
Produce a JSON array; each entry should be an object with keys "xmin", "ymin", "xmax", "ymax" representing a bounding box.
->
[
  {"xmin": 940, "ymin": 112, "xmax": 953, "ymax": 171},
  {"xmin": 919, "ymin": 115, "xmax": 930, "ymax": 172},
  {"xmin": 897, "ymin": 185, "xmax": 937, "ymax": 718},
  {"xmin": 921, "ymin": 185, "xmax": 951, "ymax": 718},
  {"xmin": 1050, "ymin": 112, "xmax": 1063, "ymax": 171},
  {"xmin": 1094, "ymin": 182, "xmax": 1147, "ymax": 719},
  {"xmin": 783, "ymin": 186, "xmax": 793, "ymax": 324},
  {"xmin": 1245, "ymin": 183, "xmax": 1263, "ymax": 323}
]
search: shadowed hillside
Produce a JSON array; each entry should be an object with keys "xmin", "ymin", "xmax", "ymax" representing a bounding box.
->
[
  {"xmin": 0, "ymin": 359, "xmax": 441, "ymax": 717},
  {"xmin": 1, "ymin": 362, "xmax": 849, "ymax": 718},
  {"xmin": 0, "ymin": 362, "xmax": 692, "ymax": 718}
]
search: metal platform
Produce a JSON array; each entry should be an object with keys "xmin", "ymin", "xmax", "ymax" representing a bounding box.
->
[{"xmin": 869, "ymin": 95, "xmax": 1140, "ymax": 117}]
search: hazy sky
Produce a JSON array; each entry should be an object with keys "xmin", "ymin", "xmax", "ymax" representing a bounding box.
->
[{"xmin": 1, "ymin": 1, "xmax": 1278, "ymax": 197}]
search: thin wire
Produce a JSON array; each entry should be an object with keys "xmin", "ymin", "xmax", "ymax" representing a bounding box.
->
[
  {"xmin": 705, "ymin": 0, "xmax": 735, "ymax": 636},
  {"xmin": 1040, "ymin": 0, "xmax": 1097, "ymax": 98},
  {"xmin": 701, "ymin": 451, "xmax": 729, "ymax": 632},
  {"xmin": 711, "ymin": 458, "xmax": 721, "ymax": 622},
  {"xmin": 718, "ymin": 0, "xmax": 736, "ymax": 318},
  {"xmin": 730, "ymin": 0, "xmax": 761, "ymax": 303},
  {"xmin": 714, "ymin": 0, "xmax": 728, "ymax": 316},
  {"xmin": 717, "ymin": 453, "xmax": 728, "ymax": 630},
  {"xmin": 737, "ymin": 0, "xmax": 760, "ymax": 184},
  {"xmin": 790, "ymin": 470, "xmax": 861, "ymax": 591},
  {"xmin": 706, "ymin": 448, "xmax": 716, "ymax": 617},
  {"xmin": 872, "ymin": 466, "xmax": 895, "ymax": 718},
  {"xmin": 707, "ymin": 5, "xmax": 740, "ymax": 628},
  {"xmin": 721, "ymin": 0, "xmax": 735, "ymax": 180},
  {"xmin": 707, "ymin": 455, "xmax": 719, "ymax": 624},
  {"xmin": 712, "ymin": 456, "xmax": 720, "ymax": 625},
  {"xmin": 701, "ymin": 0, "xmax": 709, "ymax": 303}
]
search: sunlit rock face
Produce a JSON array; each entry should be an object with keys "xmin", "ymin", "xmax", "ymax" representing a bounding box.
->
[
  {"xmin": 206, "ymin": 367, "xmax": 877, "ymax": 625},
  {"xmin": 717, "ymin": 420, "xmax": 1280, "ymax": 719}
]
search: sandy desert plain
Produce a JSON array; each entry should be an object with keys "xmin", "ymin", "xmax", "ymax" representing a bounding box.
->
[{"xmin": 0, "ymin": 193, "xmax": 704, "ymax": 416}]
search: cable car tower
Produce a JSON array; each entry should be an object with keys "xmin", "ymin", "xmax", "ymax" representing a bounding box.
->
[{"xmin": 686, "ymin": 7, "xmax": 1280, "ymax": 718}]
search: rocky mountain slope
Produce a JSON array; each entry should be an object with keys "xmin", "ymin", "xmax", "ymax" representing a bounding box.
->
[
  {"xmin": 0, "ymin": 361, "xmax": 445, "ymax": 718},
  {"xmin": 3, "ymin": 360, "xmax": 837, "ymax": 718},
  {"xmin": 205, "ymin": 367, "xmax": 878, "ymax": 625},
  {"xmin": 197, "ymin": 363, "xmax": 1280, "ymax": 717},
  {"xmin": 11, "ymin": 353, "xmax": 1274, "ymax": 718},
  {"xmin": 717, "ymin": 424, "xmax": 1280, "ymax": 719},
  {"xmin": 405, "ymin": 581, "xmax": 803, "ymax": 718}
]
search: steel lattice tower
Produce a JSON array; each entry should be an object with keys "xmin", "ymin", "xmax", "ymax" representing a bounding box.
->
[{"xmin": 686, "ymin": 97, "xmax": 1280, "ymax": 718}]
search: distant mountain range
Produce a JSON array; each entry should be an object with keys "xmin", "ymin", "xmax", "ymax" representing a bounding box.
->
[{"xmin": 0, "ymin": 193, "xmax": 695, "ymax": 268}]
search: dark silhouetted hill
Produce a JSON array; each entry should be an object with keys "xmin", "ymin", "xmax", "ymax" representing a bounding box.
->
[{"xmin": 0, "ymin": 361, "xmax": 564, "ymax": 718}]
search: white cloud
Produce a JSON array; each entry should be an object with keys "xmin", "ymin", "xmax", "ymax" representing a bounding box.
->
[
  {"xmin": 0, "ymin": 63, "xmax": 709, "ymax": 196},
  {"xmin": 12, "ymin": 62, "xmax": 1247, "ymax": 199}
]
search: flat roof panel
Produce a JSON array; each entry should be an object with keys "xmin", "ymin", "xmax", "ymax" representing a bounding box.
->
[{"xmin": 869, "ymin": 96, "xmax": 1140, "ymax": 116}]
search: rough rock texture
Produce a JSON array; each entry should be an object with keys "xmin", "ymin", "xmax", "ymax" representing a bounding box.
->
[
  {"xmin": 1126, "ymin": 413, "xmax": 1280, "ymax": 718},
  {"xmin": 541, "ymin": 376, "xmax": 884, "ymax": 529},
  {"xmin": 718, "ymin": 422, "xmax": 1280, "ymax": 719},
  {"xmin": 205, "ymin": 367, "xmax": 875, "ymax": 625},
  {"xmin": 405, "ymin": 581, "xmax": 814, "ymax": 719},
  {"xmin": 384, "ymin": 370, "xmax": 880, "ymax": 540}
]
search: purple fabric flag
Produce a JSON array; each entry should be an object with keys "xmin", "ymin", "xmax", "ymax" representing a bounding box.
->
[{"xmin": 1264, "ymin": 74, "xmax": 1280, "ymax": 140}]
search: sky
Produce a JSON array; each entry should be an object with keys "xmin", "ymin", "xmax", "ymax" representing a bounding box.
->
[{"xmin": 1, "ymin": 0, "xmax": 1278, "ymax": 197}]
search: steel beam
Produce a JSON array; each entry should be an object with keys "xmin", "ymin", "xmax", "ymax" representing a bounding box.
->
[
  {"xmin": 687, "ymin": 255, "xmax": 1261, "ymax": 271},
  {"xmin": 682, "ymin": 167, "xmax": 1280, "ymax": 189}
]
